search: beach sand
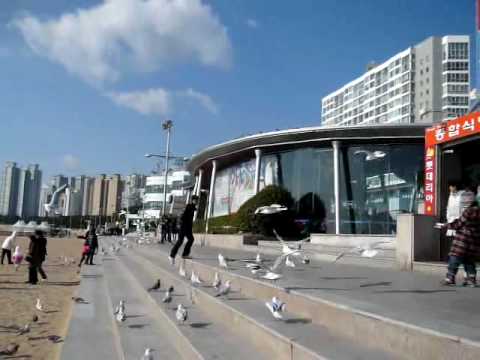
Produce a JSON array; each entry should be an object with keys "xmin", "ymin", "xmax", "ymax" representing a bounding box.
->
[{"xmin": 0, "ymin": 235, "xmax": 82, "ymax": 360}]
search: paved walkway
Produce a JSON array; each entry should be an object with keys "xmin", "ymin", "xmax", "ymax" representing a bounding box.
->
[{"xmin": 146, "ymin": 240, "xmax": 480, "ymax": 343}]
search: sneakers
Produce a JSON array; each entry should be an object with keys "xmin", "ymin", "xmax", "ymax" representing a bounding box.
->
[
  {"xmin": 440, "ymin": 278, "xmax": 456, "ymax": 286},
  {"xmin": 168, "ymin": 256, "xmax": 175, "ymax": 266},
  {"xmin": 462, "ymin": 278, "xmax": 477, "ymax": 288}
]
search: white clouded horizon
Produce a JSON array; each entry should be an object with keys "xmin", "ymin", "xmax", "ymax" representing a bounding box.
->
[
  {"xmin": 107, "ymin": 87, "xmax": 218, "ymax": 116},
  {"xmin": 246, "ymin": 18, "xmax": 259, "ymax": 29},
  {"xmin": 13, "ymin": 0, "xmax": 233, "ymax": 85},
  {"xmin": 63, "ymin": 154, "xmax": 80, "ymax": 170}
]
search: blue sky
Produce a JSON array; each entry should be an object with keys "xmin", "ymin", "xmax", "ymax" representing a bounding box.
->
[{"xmin": 0, "ymin": 0, "xmax": 475, "ymax": 181}]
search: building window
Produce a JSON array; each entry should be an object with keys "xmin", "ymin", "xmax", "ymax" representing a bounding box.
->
[
  {"xmin": 339, "ymin": 144, "xmax": 424, "ymax": 234},
  {"xmin": 447, "ymin": 42, "xmax": 468, "ymax": 60}
]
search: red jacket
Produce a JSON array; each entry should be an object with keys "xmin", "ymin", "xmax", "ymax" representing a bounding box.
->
[{"xmin": 448, "ymin": 206, "xmax": 480, "ymax": 259}]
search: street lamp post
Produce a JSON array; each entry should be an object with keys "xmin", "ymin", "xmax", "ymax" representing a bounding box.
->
[{"xmin": 162, "ymin": 120, "xmax": 173, "ymax": 216}]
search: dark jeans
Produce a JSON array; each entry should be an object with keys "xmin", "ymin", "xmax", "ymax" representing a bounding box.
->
[
  {"xmin": 447, "ymin": 255, "xmax": 477, "ymax": 281},
  {"xmin": 86, "ymin": 250, "xmax": 96, "ymax": 265},
  {"xmin": 38, "ymin": 262, "xmax": 47, "ymax": 280},
  {"xmin": 1, "ymin": 249, "xmax": 12, "ymax": 264},
  {"xmin": 170, "ymin": 229, "xmax": 194, "ymax": 258}
]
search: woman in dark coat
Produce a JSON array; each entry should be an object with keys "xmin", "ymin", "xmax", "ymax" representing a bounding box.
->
[{"xmin": 442, "ymin": 202, "xmax": 480, "ymax": 287}]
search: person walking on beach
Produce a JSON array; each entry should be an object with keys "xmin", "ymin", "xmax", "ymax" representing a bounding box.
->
[
  {"xmin": 1, "ymin": 231, "xmax": 17, "ymax": 265},
  {"xmin": 78, "ymin": 226, "xmax": 97, "ymax": 266},
  {"xmin": 169, "ymin": 195, "xmax": 198, "ymax": 264},
  {"xmin": 441, "ymin": 200, "xmax": 480, "ymax": 287},
  {"xmin": 35, "ymin": 230, "xmax": 48, "ymax": 281},
  {"xmin": 26, "ymin": 234, "xmax": 43, "ymax": 284}
]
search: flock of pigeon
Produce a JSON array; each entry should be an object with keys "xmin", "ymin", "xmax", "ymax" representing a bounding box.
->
[{"xmin": 0, "ymin": 298, "xmax": 62, "ymax": 356}]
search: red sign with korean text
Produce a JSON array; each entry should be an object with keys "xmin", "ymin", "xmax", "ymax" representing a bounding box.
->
[{"xmin": 424, "ymin": 112, "xmax": 480, "ymax": 216}]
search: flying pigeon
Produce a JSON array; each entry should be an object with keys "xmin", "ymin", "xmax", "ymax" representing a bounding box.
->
[
  {"xmin": 116, "ymin": 309, "xmax": 126, "ymax": 323},
  {"xmin": 261, "ymin": 272, "xmax": 283, "ymax": 281},
  {"xmin": 212, "ymin": 272, "xmax": 221, "ymax": 290},
  {"xmin": 142, "ymin": 348, "xmax": 154, "ymax": 360},
  {"xmin": 255, "ymin": 253, "xmax": 263, "ymax": 264},
  {"xmin": 215, "ymin": 280, "xmax": 231, "ymax": 297},
  {"xmin": 266, "ymin": 297, "xmax": 286, "ymax": 320},
  {"xmin": 72, "ymin": 296, "xmax": 89, "ymax": 304},
  {"xmin": 147, "ymin": 279, "xmax": 161, "ymax": 292},
  {"xmin": 273, "ymin": 230, "xmax": 308, "ymax": 257},
  {"xmin": 44, "ymin": 184, "xmax": 68, "ymax": 215},
  {"xmin": 254, "ymin": 204, "xmax": 288, "ymax": 215},
  {"xmin": 285, "ymin": 256, "xmax": 295, "ymax": 268},
  {"xmin": 114, "ymin": 300, "xmax": 125, "ymax": 315},
  {"xmin": 334, "ymin": 241, "xmax": 391, "ymax": 263},
  {"xmin": 176, "ymin": 304, "xmax": 188, "ymax": 324},
  {"xmin": 36, "ymin": 298, "xmax": 44, "ymax": 312},
  {"xmin": 302, "ymin": 256, "xmax": 310, "ymax": 264},
  {"xmin": 218, "ymin": 253, "xmax": 228, "ymax": 268}
]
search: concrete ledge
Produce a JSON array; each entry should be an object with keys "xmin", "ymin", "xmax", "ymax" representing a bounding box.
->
[
  {"xmin": 311, "ymin": 233, "xmax": 395, "ymax": 247},
  {"xmin": 194, "ymin": 233, "xmax": 259, "ymax": 249}
]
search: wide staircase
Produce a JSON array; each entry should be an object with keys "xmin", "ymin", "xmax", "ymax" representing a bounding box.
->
[{"xmin": 61, "ymin": 236, "xmax": 480, "ymax": 360}]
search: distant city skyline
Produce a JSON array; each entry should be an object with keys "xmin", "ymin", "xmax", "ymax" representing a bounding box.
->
[{"xmin": 0, "ymin": 1, "xmax": 476, "ymax": 179}]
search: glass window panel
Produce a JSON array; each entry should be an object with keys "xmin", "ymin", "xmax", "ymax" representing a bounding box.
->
[{"xmin": 339, "ymin": 144, "xmax": 424, "ymax": 234}]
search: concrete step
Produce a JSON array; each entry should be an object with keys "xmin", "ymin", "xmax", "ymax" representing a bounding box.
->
[
  {"xmin": 61, "ymin": 256, "xmax": 122, "ymax": 360},
  {"xmin": 102, "ymin": 251, "xmax": 186, "ymax": 360},
  {"xmin": 129, "ymin": 244, "xmax": 395, "ymax": 360},
  {"xmin": 130, "ymin": 242, "xmax": 480, "ymax": 360},
  {"xmin": 115, "ymin": 248, "xmax": 272, "ymax": 360}
]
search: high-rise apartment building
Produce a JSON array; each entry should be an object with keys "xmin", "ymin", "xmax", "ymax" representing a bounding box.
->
[
  {"xmin": 0, "ymin": 162, "xmax": 42, "ymax": 217},
  {"xmin": 0, "ymin": 162, "xmax": 20, "ymax": 216},
  {"xmin": 321, "ymin": 36, "xmax": 470, "ymax": 126},
  {"xmin": 91, "ymin": 175, "xmax": 107, "ymax": 216},
  {"xmin": 106, "ymin": 174, "xmax": 123, "ymax": 216},
  {"xmin": 121, "ymin": 174, "xmax": 146, "ymax": 211}
]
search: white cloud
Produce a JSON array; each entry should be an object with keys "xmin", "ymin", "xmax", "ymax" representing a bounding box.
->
[
  {"xmin": 107, "ymin": 88, "xmax": 171, "ymax": 116},
  {"xmin": 13, "ymin": 0, "xmax": 232, "ymax": 85},
  {"xmin": 63, "ymin": 154, "xmax": 80, "ymax": 170},
  {"xmin": 246, "ymin": 18, "xmax": 259, "ymax": 29},
  {"xmin": 107, "ymin": 87, "xmax": 218, "ymax": 115}
]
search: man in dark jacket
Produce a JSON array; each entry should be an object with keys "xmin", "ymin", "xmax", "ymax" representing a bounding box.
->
[
  {"xmin": 26, "ymin": 234, "xmax": 43, "ymax": 284},
  {"xmin": 86, "ymin": 229, "xmax": 98, "ymax": 265},
  {"xmin": 169, "ymin": 196, "xmax": 198, "ymax": 264},
  {"xmin": 441, "ymin": 202, "xmax": 480, "ymax": 287},
  {"xmin": 35, "ymin": 230, "xmax": 48, "ymax": 281}
]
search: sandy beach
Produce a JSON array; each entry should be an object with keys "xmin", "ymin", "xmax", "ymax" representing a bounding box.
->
[{"xmin": 0, "ymin": 235, "xmax": 82, "ymax": 360}]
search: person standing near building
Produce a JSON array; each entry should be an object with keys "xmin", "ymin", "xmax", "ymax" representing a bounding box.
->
[
  {"xmin": 169, "ymin": 195, "xmax": 198, "ymax": 264},
  {"xmin": 1, "ymin": 231, "xmax": 17, "ymax": 265},
  {"xmin": 441, "ymin": 201, "xmax": 480, "ymax": 287},
  {"xmin": 446, "ymin": 182, "xmax": 464, "ymax": 236}
]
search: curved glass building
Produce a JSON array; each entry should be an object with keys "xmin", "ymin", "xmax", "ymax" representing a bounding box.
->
[{"xmin": 188, "ymin": 125, "xmax": 427, "ymax": 235}]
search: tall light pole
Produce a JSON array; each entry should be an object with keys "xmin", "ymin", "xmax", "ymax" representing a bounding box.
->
[{"xmin": 162, "ymin": 120, "xmax": 173, "ymax": 216}]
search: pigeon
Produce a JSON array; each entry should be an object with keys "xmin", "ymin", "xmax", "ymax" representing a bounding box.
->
[
  {"xmin": 179, "ymin": 264, "xmax": 186, "ymax": 277},
  {"xmin": 114, "ymin": 300, "xmax": 125, "ymax": 315},
  {"xmin": 302, "ymin": 256, "xmax": 310, "ymax": 265},
  {"xmin": 147, "ymin": 279, "xmax": 161, "ymax": 292},
  {"xmin": 334, "ymin": 241, "xmax": 391, "ymax": 262},
  {"xmin": 285, "ymin": 256, "xmax": 295, "ymax": 268},
  {"xmin": 36, "ymin": 298, "xmax": 44, "ymax": 312},
  {"xmin": 215, "ymin": 280, "xmax": 231, "ymax": 297},
  {"xmin": 17, "ymin": 323, "xmax": 30, "ymax": 335},
  {"xmin": 261, "ymin": 272, "xmax": 283, "ymax": 281},
  {"xmin": 176, "ymin": 304, "xmax": 188, "ymax": 324},
  {"xmin": 0, "ymin": 343, "xmax": 19, "ymax": 356},
  {"xmin": 162, "ymin": 288, "xmax": 173, "ymax": 304},
  {"xmin": 32, "ymin": 314, "xmax": 38, "ymax": 322},
  {"xmin": 47, "ymin": 335, "xmax": 62, "ymax": 343},
  {"xmin": 44, "ymin": 184, "xmax": 68, "ymax": 214},
  {"xmin": 191, "ymin": 271, "xmax": 202, "ymax": 286},
  {"xmin": 212, "ymin": 272, "xmax": 221, "ymax": 290},
  {"xmin": 142, "ymin": 348, "xmax": 154, "ymax": 360},
  {"xmin": 255, "ymin": 253, "xmax": 263, "ymax": 264},
  {"xmin": 273, "ymin": 229, "xmax": 309, "ymax": 256},
  {"xmin": 116, "ymin": 309, "xmax": 126, "ymax": 323},
  {"xmin": 218, "ymin": 253, "xmax": 228, "ymax": 268},
  {"xmin": 266, "ymin": 297, "xmax": 286, "ymax": 320},
  {"xmin": 254, "ymin": 204, "xmax": 288, "ymax": 215},
  {"xmin": 72, "ymin": 296, "xmax": 89, "ymax": 304}
]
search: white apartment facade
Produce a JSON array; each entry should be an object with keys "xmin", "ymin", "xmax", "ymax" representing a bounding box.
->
[
  {"xmin": 321, "ymin": 36, "xmax": 470, "ymax": 127},
  {"xmin": 143, "ymin": 170, "xmax": 191, "ymax": 219}
]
